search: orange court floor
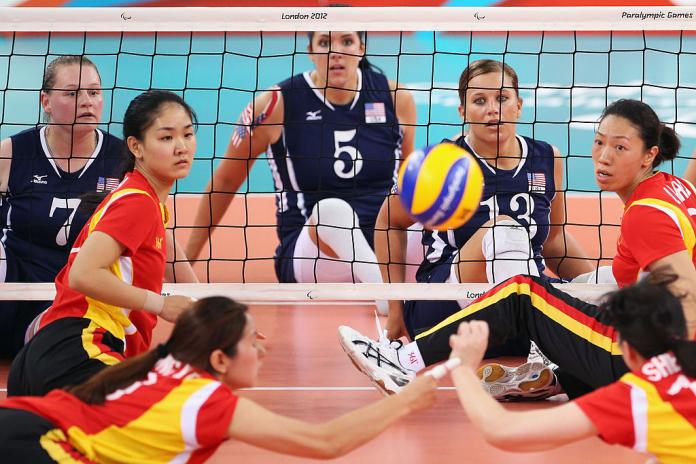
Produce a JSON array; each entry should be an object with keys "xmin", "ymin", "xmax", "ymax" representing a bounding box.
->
[
  {"xmin": 170, "ymin": 193, "xmax": 624, "ymax": 282},
  {"xmin": 0, "ymin": 305, "xmax": 647, "ymax": 463},
  {"xmin": 0, "ymin": 194, "xmax": 646, "ymax": 462}
]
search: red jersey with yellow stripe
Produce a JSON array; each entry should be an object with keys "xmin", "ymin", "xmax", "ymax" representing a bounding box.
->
[
  {"xmin": 1, "ymin": 356, "xmax": 238, "ymax": 463},
  {"xmin": 576, "ymin": 353, "xmax": 696, "ymax": 464},
  {"xmin": 614, "ymin": 172, "xmax": 696, "ymax": 288},
  {"xmin": 38, "ymin": 170, "xmax": 168, "ymax": 357}
]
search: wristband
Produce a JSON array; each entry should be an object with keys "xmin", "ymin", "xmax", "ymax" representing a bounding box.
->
[
  {"xmin": 143, "ymin": 290, "xmax": 165, "ymax": 315},
  {"xmin": 426, "ymin": 358, "xmax": 462, "ymax": 380}
]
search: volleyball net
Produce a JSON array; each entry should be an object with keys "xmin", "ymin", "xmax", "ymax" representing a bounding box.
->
[{"xmin": 2, "ymin": 6, "xmax": 696, "ymax": 301}]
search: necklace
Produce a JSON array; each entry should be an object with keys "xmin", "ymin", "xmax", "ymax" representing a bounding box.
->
[{"xmin": 45, "ymin": 126, "xmax": 99, "ymax": 173}]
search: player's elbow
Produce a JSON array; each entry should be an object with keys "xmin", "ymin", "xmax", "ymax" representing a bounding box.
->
[
  {"xmin": 482, "ymin": 425, "xmax": 549, "ymax": 452},
  {"xmin": 68, "ymin": 265, "xmax": 90, "ymax": 293},
  {"xmin": 298, "ymin": 429, "xmax": 351, "ymax": 459}
]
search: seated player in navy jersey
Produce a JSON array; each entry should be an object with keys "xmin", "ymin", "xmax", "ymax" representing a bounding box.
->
[
  {"xmin": 0, "ymin": 56, "xmax": 125, "ymax": 359},
  {"xmin": 373, "ymin": 59, "xmax": 594, "ymax": 343},
  {"xmin": 186, "ymin": 31, "xmax": 421, "ymax": 311}
]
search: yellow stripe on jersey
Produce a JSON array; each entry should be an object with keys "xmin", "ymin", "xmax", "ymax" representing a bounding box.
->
[
  {"xmin": 40, "ymin": 428, "xmax": 86, "ymax": 463},
  {"xmin": 627, "ymin": 198, "xmax": 696, "ymax": 258},
  {"xmin": 80, "ymin": 319, "xmax": 122, "ymax": 366},
  {"xmin": 415, "ymin": 280, "xmax": 622, "ymax": 355},
  {"xmin": 80, "ymin": 188, "xmax": 160, "ymax": 341},
  {"xmin": 67, "ymin": 378, "xmax": 221, "ymax": 463},
  {"xmin": 622, "ymin": 373, "xmax": 696, "ymax": 464}
]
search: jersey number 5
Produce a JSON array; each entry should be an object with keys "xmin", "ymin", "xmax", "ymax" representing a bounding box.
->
[
  {"xmin": 333, "ymin": 130, "xmax": 364, "ymax": 179},
  {"xmin": 50, "ymin": 197, "xmax": 82, "ymax": 246}
]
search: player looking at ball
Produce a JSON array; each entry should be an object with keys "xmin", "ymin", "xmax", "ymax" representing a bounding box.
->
[
  {"xmin": 341, "ymin": 99, "xmax": 696, "ymax": 402},
  {"xmin": 372, "ymin": 59, "xmax": 594, "ymax": 345},
  {"xmin": 186, "ymin": 31, "xmax": 423, "ymax": 308},
  {"xmin": 0, "ymin": 297, "xmax": 438, "ymax": 463}
]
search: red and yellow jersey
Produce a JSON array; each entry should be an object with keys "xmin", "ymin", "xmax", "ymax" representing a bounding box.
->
[
  {"xmin": 614, "ymin": 172, "xmax": 696, "ymax": 288},
  {"xmin": 576, "ymin": 353, "xmax": 696, "ymax": 464},
  {"xmin": 1, "ymin": 356, "xmax": 237, "ymax": 463},
  {"xmin": 38, "ymin": 170, "xmax": 168, "ymax": 356}
]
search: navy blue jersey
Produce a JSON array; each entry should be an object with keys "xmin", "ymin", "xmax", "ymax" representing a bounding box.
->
[
  {"xmin": 417, "ymin": 135, "xmax": 556, "ymax": 281},
  {"xmin": 269, "ymin": 68, "xmax": 403, "ymax": 281},
  {"xmin": 0, "ymin": 127, "xmax": 124, "ymax": 282}
]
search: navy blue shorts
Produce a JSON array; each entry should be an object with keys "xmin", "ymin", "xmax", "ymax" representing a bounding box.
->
[{"xmin": 0, "ymin": 246, "xmax": 51, "ymax": 359}]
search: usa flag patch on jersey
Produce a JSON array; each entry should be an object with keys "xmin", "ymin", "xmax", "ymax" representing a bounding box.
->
[
  {"xmin": 365, "ymin": 102, "xmax": 386, "ymax": 123},
  {"xmin": 527, "ymin": 172, "xmax": 546, "ymax": 192},
  {"xmin": 97, "ymin": 176, "xmax": 120, "ymax": 192}
]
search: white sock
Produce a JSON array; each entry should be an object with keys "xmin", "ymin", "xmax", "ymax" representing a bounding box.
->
[
  {"xmin": 397, "ymin": 341, "xmax": 426, "ymax": 372},
  {"xmin": 312, "ymin": 198, "xmax": 383, "ymax": 285},
  {"xmin": 482, "ymin": 219, "xmax": 540, "ymax": 283}
]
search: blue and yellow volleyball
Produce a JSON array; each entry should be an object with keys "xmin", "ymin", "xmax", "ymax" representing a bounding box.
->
[{"xmin": 398, "ymin": 143, "xmax": 484, "ymax": 230}]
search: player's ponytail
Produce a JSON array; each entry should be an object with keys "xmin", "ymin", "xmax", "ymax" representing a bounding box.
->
[
  {"xmin": 599, "ymin": 267, "xmax": 695, "ymax": 377},
  {"xmin": 68, "ymin": 297, "xmax": 248, "ymax": 404},
  {"xmin": 670, "ymin": 339, "xmax": 696, "ymax": 378}
]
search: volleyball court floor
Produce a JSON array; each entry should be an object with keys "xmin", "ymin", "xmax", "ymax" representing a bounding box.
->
[{"xmin": 0, "ymin": 195, "xmax": 649, "ymax": 462}]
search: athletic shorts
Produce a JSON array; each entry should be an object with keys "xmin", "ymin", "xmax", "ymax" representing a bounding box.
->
[
  {"xmin": 0, "ymin": 243, "xmax": 51, "ymax": 358},
  {"xmin": 0, "ymin": 408, "xmax": 88, "ymax": 463},
  {"xmin": 8, "ymin": 317, "xmax": 125, "ymax": 397},
  {"xmin": 404, "ymin": 254, "xmax": 541, "ymax": 357}
]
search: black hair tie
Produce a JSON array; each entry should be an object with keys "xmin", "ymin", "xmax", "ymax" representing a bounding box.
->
[{"xmin": 156, "ymin": 343, "xmax": 169, "ymax": 358}]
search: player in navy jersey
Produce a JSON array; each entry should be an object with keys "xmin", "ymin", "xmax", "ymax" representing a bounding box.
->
[
  {"xmin": 186, "ymin": 31, "xmax": 419, "ymax": 311},
  {"xmin": 374, "ymin": 59, "xmax": 594, "ymax": 342},
  {"xmin": 0, "ymin": 56, "xmax": 124, "ymax": 358}
]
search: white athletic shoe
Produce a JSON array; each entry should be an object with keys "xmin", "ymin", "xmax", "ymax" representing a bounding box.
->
[
  {"xmin": 477, "ymin": 361, "xmax": 560, "ymax": 401},
  {"xmin": 337, "ymin": 325, "xmax": 415, "ymax": 395},
  {"xmin": 527, "ymin": 341, "xmax": 559, "ymax": 370}
]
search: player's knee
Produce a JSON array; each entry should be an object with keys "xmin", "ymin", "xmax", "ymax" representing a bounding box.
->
[
  {"xmin": 481, "ymin": 217, "xmax": 532, "ymax": 261},
  {"xmin": 309, "ymin": 198, "xmax": 360, "ymax": 230}
]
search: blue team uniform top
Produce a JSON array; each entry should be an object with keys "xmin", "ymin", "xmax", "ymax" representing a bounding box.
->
[
  {"xmin": 416, "ymin": 134, "xmax": 557, "ymax": 282},
  {"xmin": 269, "ymin": 68, "xmax": 403, "ymax": 282},
  {"xmin": 1, "ymin": 126, "xmax": 124, "ymax": 283}
]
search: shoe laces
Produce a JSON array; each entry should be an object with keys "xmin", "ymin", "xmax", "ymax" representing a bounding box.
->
[{"xmin": 352, "ymin": 338, "xmax": 409, "ymax": 376}]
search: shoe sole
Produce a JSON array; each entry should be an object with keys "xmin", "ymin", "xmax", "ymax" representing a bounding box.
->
[
  {"xmin": 478, "ymin": 362, "xmax": 554, "ymax": 401},
  {"xmin": 338, "ymin": 335, "xmax": 396, "ymax": 396}
]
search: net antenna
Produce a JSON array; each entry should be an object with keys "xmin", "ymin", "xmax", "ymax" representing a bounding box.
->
[{"xmin": 2, "ymin": 6, "xmax": 695, "ymax": 303}]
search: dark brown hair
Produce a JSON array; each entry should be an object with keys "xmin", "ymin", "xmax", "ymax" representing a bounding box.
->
[
  {"xmin": 78, "ymin": 90, "xmax": 198, "ymax": 215},
  {"xmin": 599, "ymin": 267, "xmax": 696, "ymax": 377},
  {"xmin": 458, "ymin": 59, "xmax": 520, "ymax": 105},
  {"xmin": 600, "ymin": 99, "xmax": 681, "ymax": 168},
  {"xmin": 68, "ymin": 297, "xmax": 248, "ymax": 404}
]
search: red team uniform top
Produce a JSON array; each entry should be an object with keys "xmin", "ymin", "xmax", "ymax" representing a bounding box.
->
[
  {"xmin": 614, "ymin": 172, "xmax": 696, "ymax": 288},
  {"xmin": 37, "ymin": 170, "xmax": 169, "ymax": 357},
  {"xmin": 576, "ymin": 353, "xmax": 696, "ymax": 464},
  {"xmin": 1, "ymin": 356, "xmax": 238, "ymax": 463}
]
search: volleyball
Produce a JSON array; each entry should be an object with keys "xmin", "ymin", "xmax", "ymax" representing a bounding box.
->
[{"xmin": 398, "ymin": 143, "xmax": 484, "ymax": 230}]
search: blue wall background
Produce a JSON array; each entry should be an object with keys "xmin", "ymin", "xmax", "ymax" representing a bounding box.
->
[{"xmin": 2, "ymin": 31, "xmax": 694, "ymax": 194}]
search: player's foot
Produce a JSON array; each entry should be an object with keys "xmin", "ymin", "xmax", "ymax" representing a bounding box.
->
[
  {"xmin": 526, "ymin": 341, "xmax": 558, "ymax": 370},
  {"xmin": 338, "ymin": 325, "xmax": 415, "ymax": 395},
  {"xmin": 477, "ymin": 361, "xmax": 560, "ymax": 401}
]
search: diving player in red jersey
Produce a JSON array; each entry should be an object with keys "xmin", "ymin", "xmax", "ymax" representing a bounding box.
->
[
  {"xmin": 186, "ymin": 31, "xmax": 421, "ymax": 313},
  {"xmin": 339, "ymin": 99, "xmax": 696, "ymax": 398},
  {"xmin": 0, "ymin": 297, "xmax": 438, "ymax": 463},
  {"xmin": 7, "ymin": 90, "xmax": 197, "ymax": 397},
  {"xmin": 448, "ymin": 270, "xmax": 696, "ymax": 464}
]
